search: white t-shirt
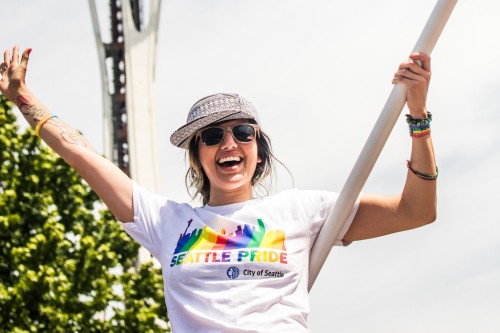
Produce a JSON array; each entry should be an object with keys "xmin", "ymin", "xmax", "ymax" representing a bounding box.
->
[{"xmin": 121, "ymin": 182, "xmax": 360, "ymax": 333}]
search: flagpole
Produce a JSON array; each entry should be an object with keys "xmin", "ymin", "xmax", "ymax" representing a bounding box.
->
[{"xmin": 308, "ymin": 0, "xmax": 458, "ymax": 291}]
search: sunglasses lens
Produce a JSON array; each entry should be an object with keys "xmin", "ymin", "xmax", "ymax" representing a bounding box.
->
[
  {"xmin": 199, "ymin": 124, "xmax": 257, "ymax": 146},
  {"xmin": 200, "ymin": 127, "xmax": 224, "ymax": 146},
  {"xmin": 232, "ymin": 125, "xmax": 256, "ymax": 142}
]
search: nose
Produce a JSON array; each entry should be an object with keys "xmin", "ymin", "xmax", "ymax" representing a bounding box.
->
[{"xmin": 220, "ymin": 129, "xmax": 238, "ymax": 149}]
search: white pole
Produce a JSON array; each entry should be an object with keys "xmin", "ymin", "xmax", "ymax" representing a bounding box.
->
[{"xmin": 308, "ymin": 0, "xmax": 458, "ymax": 291}]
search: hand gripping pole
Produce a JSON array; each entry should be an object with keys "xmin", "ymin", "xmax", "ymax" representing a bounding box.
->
[{"xmin": 308, "ymin": 0, "xmax": 458, "ymax": 291}]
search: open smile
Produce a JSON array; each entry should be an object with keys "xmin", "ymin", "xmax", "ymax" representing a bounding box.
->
[{"xmin": 217, "ymin": 156, "xmax": 243, "ymax": 169}]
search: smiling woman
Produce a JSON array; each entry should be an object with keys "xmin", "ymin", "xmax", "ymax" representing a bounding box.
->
[
  {"xmin": 1, "ymin": 45, "xmax": 437, "ymax": 332},
  {"xmin": 178, "ymin": 94, "xmax": 274, "ymax": 206}
]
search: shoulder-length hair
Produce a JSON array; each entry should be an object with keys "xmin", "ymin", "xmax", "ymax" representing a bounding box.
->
[{"xmin": 185, "ymin": 126, "xmax": 278, "ymax": 205}]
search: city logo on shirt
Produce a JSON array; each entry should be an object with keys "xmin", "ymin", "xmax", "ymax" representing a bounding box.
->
[
  {"xmin": 226, "ymin": 266, "xmax": 240, "ymax": 279},
  {"xmin": 169, "ymin": 218, "xmax": 288, "ymax": 268}
]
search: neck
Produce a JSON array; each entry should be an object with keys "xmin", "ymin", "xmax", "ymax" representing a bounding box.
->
[{"xmin": 207, "ymin": 187, "xmax": 253, "ymax": 206}]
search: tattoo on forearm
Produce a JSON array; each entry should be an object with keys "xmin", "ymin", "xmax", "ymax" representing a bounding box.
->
[
  {"xmin": 21, "ymin": 105, "xmax": 48, "ymax": 122},
  {"xmin": 16, "ymin": 95, "xmax": 32, "ymax": 110},
  {"xmin": 19, "ymin": 97, "xmax": 49, "ymax": 122},
  {"xmin": 60, "ymin": 129, "xmax": 89, "ymax": 146},
  {"xmin": 16, "ymin": 95, "xmax": 93, "ymax": 150},
  {"xmin": 50, "ymin": 119, "xmax": 90, "ymax": 147}
]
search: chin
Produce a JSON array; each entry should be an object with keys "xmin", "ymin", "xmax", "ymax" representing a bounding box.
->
[{"xmin": 216, "ymin": 176, "xmax": 252, "ymax": 190}]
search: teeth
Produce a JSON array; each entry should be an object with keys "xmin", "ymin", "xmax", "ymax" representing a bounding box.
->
[{"xmin": 218, "ymin": 156, "xmax": 242, "ymax": 164}]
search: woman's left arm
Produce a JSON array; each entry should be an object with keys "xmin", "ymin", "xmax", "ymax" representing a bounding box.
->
[{"xmin": 344, "ymin": 53, "xmax": 437, "ymax": 242}]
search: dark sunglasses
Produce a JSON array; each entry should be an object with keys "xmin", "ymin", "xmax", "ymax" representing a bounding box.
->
[{"xmin": 197, "ymin": 124, "xmax": 259, "ymax": 146}]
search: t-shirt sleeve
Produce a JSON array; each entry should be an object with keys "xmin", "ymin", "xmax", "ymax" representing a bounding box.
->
[
  {"xmin": 119, "ymin": 182, "xmax": 167, "ymax": 259},
  {"xmin": 333, "ymin": 193, "xmax": 361, "ymax": 246},
  {"xmin": 308, "ymin": 191, "xmax": 361, "ymax": 247}
]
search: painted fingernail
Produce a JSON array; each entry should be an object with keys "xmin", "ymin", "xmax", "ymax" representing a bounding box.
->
[{"xmin": 27, "ymin": 48, "xmax": 32, "ymax": 55}]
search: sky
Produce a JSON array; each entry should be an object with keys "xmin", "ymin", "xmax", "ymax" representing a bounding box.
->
[{"xmin": 2, "ymin": 0, "xmax": 500, "ymax": 332}]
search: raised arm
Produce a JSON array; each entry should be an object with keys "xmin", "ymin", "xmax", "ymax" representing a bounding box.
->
[
  {"xmin": 344, "ymin": 53, "xmax": 437, "ymax": 242},
  {"xmin": 0, "ymin": 46, "xmax": 133, "ymax": 222}
]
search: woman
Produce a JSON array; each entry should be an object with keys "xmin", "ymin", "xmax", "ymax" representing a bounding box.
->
[{"xmin": 1, "ymin": 46, "xmax": 437, "ymax": 332}]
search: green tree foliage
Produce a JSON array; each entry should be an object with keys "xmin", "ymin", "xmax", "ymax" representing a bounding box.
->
[{"xmin": 0, "ymin": 96, "xmax": 168, "ymax": 332}]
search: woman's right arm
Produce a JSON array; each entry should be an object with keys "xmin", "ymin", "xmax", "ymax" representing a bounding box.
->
[{"xmin": 1, "ymin": 46, "xmax": 133, "ymax": 222}]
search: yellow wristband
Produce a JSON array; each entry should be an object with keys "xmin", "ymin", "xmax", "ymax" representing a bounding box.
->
[{"xmin": 34, "ymin": 114, "xmax": 58, "ymax": 137}]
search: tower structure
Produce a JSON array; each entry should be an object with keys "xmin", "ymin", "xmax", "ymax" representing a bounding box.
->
[
  {"xmin": 89, "ymin": 0, "xmax": 162, "ymax": 264},
  {"xmin": 88, "ymin": 0, "xmax": 161, "ymax": 194}
]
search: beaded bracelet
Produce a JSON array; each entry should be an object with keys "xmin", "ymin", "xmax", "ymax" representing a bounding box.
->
[
  {"xmin": 34, "ymin": 114, "xmax": 58, "ymax": 137},
  {"xmin": 406, "ymin": 112, "xmax": 432, "ymax": 138},
  {"xmin": 406, "ymin": 160, "xmax": 438, "ymax": 180}
]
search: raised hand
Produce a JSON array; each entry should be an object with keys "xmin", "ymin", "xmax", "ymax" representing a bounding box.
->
[
  {"xmin": 392, "ymin": 52, "xmax": 431, "ymax": 119},
  {"xmin": 0, "ymin": 46, "xmax": 32, "ymax": 104}
]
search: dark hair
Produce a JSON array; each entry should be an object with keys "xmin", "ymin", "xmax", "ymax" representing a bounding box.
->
[{"xmin": 185, "ymin": 126, "xmax": 279, "ymax": 205}]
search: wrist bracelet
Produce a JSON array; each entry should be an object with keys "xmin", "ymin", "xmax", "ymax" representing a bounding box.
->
[
  {"xmin": 34, "ymin": 114, "xmax": 58, "ymax": 137},
  {"xmin": 406, "ymin": 160, "xmax": 438, "ymax": 180},
  {"xmin": 406, "ymin": 112, "xmax": 432, "ymax": 138}
]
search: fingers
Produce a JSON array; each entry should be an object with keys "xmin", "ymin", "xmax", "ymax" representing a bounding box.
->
[
  {"xmin": 398, "ymin": 60, "xmax": 427, "ymax": 77},
  {"xmin": 2, "ymin": 45, "xmax": 29, "ymax": 67},
  {"xmin": 1, "ymin": 46, "xmax": 31, "ymax": 75},
  {"xmin": 410, "ymin": 52, "xmax": 431, "ymax": 72},
  {"xmin": 393, "ymin": 53, "xmax": 431, "ymax": 84},
  {"xmin": 12, "ymin": 46, "xmax": 19, "ymax": 66},
  {"xmin": 20, "ymin": 48, "xmax": 32, "ymax": 70},
  {"xmin": 400, "ymin": 52, "xmax": 431, "ymax": 77},
  {"xmin": 393, "ymin": 67, "xmax": 423, "ymax": 84},
  {"xmin": 4, "ymin": 49, "xmax": 10, "ymax": 66},
  {"xmin": 392, "ymin": 53, "xmax": 431, "ymax": 116},
  {"xmin": 395, "ymin": 67, "xmax": 427, "ymax": 83}
]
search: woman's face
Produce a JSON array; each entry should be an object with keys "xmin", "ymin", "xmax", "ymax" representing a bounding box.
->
[{"xmin": 197, "ymin": 119, "xmax": 262, "ymax": 204}]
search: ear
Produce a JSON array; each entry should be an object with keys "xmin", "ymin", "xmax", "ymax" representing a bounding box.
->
[{"xmin": 257, "ymin": 156, "xmax": 263, "ymax": 164}]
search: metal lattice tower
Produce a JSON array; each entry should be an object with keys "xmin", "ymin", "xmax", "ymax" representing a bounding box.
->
[{"xmin": 89, "ymin": 0, "xmax": 161, "ymax": 194}]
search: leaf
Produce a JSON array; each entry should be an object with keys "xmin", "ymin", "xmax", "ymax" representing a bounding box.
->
[{"xmin": 0, "ymin": 96, "xmax": 168, "ymax": 331}]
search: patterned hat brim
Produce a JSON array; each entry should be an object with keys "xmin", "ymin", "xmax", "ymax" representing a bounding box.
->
[{"xmin": 169, "ymin": 110, "xmax": 257, "ymax": 148}]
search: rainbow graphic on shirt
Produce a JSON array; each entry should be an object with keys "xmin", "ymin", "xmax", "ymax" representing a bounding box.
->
[{"xmin": 169, "ymin": 218, "xmax": 288, "ymax": 267}]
